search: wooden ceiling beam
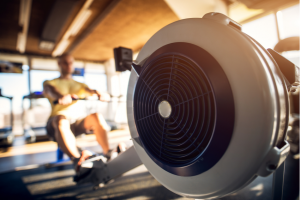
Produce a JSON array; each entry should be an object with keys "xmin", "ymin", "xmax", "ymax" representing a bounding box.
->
[
  {"xmin": 16, "ymin": 0, "xmax": 32, "ymax": 53},
  {"xmin": 0, "ymin": 49, "xmax": 104, "ymax": 63},
  {"xmin": 52, "ymin": 0, "xmax": 94, "ymax": 57},
  {"xmin": 67, "ymin": 0, "xmax": 121, "ymax": 54},
  {"xmin": 40, "ymin": 0, "xmax": 80, "ymax": 51}
]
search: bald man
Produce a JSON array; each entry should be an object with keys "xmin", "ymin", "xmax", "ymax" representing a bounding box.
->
[{"xmin": 43, "ymin": 53, "xmax": 111, "ymax": 170}]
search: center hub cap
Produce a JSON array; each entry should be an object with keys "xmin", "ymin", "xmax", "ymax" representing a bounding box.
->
[{"xmin": 158, "ymin": 100, "xmax": 172, "ymax": 118}]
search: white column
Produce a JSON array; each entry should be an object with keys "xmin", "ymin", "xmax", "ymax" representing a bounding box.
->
[{"xmin": 104, "ymin": 58, "xmax": 120, "ymax": 121}]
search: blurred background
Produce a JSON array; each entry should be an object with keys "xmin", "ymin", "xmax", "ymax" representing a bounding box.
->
[{"xmin": 0, "ymin": 0, "xmax": 298, "ymax": 199}]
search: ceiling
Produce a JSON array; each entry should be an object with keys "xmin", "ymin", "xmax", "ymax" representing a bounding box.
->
[
  {"xmin": 0, "ymin": 0, "xmax": 22, "ymax": 52},
  {"xmin": 71, "ymin": 0, "xmax": 179, "ymax": 61},
  {"xmin": 0, "ymin": 0, "xmax": 298, "ymax": 62}
]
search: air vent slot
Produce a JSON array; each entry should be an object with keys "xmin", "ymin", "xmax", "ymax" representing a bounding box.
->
[{"xmin": 229, "ymin": 21, "xmax": 242, "ymax": 31}]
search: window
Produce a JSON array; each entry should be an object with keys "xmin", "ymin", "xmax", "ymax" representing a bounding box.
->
[
  {"xmin": 242, "ymin": 14, "xmax": 279, "ymax": 49},
  {"xmin": 30, "ymin": 70, "xmax": 60, "ymax": 92},
  {"xmin": 0, "ymin": 69, "xmax": 29, "ymax": 130},
  {"xmin": 277, "ymin": 4, "xmax": 300, "ymax": 66},
  {"xmin": 277, "ymin": 4, "xmax": 300, "ymax": 39},
  {"xmin": 0, "ymin": 70, "xmax": 29, "ymax": 114},
  {"xmin": 85, "ymin": 73, "xmax": 107, "ymax": 92},
  {"xmin": 242, "ymin": 4, "xmax": 299, "ymax": 66},
  {"xmin": 119, "ymin": 71, "xmax": 131, "ymax": 96}
]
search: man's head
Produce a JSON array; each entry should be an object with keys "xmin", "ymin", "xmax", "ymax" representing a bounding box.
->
[{"xmin": 58, "ymin": 53, "xmax": 74, "ymax": 76}]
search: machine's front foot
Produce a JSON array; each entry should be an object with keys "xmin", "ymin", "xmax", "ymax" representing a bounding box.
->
[
  {"xmin": 73, "ymin": 145, "xmax": 143, "ymax": 188},
  {"xmin": 74, "ymin": 155, "xmax": 110, "ymax": 186}
]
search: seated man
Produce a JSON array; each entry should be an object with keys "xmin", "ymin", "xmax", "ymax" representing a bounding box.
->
[{"xmin": 43, "ymin": 53, "xmax": 111, "ymax": 170}]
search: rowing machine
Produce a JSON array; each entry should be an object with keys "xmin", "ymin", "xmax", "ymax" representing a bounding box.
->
[
  {"xmin": 74, "ymin": 12, "xmax": 299, "ymax": 200},
  {"xmin": 53, "ymin": 97, "xmax": 125, "ymax": 105},
  {"xmin": 0, "ymin": 88, "xmax": 14, "ymax": 146}
]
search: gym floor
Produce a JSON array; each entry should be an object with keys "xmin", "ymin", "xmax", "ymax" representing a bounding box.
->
[{"xmin": 0, "ymin": 129, "xmax": 298, "ymax": 200}]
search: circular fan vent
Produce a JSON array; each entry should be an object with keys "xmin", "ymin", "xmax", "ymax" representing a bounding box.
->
[{"xmin": 134, "ymin": 53, "xmax": 216, "ymax": 166}]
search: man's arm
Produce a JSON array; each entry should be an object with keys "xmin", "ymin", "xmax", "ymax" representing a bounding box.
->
[
  {"xmin": 84, "ymin": 87, "xmax": 110, "ymax": 102},
  {"xmin": 43, "ymin": 83, "xmax": 74, "ymax": 105},
  {"xmin": 84, "ymin": 87, "xmax": 101, "ymax": 99}
]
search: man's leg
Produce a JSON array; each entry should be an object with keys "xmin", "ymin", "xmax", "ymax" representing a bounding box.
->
[
  {"xmin": 83, "ymin": 113, "xmax": 110, "ymax": 154},
  {"xmin": 52, "ymin": 115, "xmax": 81, "ymax": 159}
]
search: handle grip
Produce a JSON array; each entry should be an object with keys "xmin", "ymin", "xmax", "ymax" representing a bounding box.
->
[
  {"xmin": 53, "ymin": 98, "xmax": 125, "ymax": 105},
  {"xmin": 53, "ymin": 98, "xmax": 85, "ymax": 105}
]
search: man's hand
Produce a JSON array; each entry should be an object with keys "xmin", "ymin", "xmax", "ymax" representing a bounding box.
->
[
  {"xmin": 92, "ymin": 90, "xmax": 102, "ymax": 101},
  {"xmin": 97, "ymin": 91, "xmax": 111, "ymax": 102},
  {"xmin": 57, "ymin": 94, "xmax": 78, "ymax": 105},
  {"xmin": 86, "ymin": 88, "xmax": 110, "ymax": 102}
]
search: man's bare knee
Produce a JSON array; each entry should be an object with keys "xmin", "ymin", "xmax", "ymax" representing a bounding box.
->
[
  {"xmin": 89, "ymin": 113, "xmax": 110, "ymax": 132},
  {"xmin": 51, "ymin": 115, "xmax": 67, "ymax": 129}
]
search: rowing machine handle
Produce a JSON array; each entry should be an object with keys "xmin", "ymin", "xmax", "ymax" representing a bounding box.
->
[{"xmin": 53, "ymin": 98, "xmax": 85, "ymax": 105}]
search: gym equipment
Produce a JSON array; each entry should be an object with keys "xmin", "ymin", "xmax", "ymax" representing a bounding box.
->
[
  {"xmin": 274, "ymin": 36, "xmax": 300, "ymax": 53},
  {"xmin": 73, "ymin": 68, "xmax": 85, "ymax": 76},
  {"xmin": 23, "ymin": 93, "xmax": 117, "ymax": 143},
  {"xmin": 114, "ymin": 47, "xmax": 133, "ymax": 72},
  {"xmin": 0, "ymin": 61, "xmax": 23, "ymax": 73},
  {"xmin": 22, "ymin": 91, "xmax": 50, "ymax": 143},
  {"xmin": 75, "ymin": 12, "xmax": 299, "ymax": 200},
  {"xmin": 53, "ymin": 95, "xmax": 125, "ymax": 105},
  {"xmin": 274, "ymin": 37, "xmax": 300, "ymax": 156},
  {"xmin": 103, "ymin": 94, "xmax": 127, "ymax": 130},
  {"xmin": 53, "ymin": 95, "xmax": 126, "ymax": 130},
  {"xmin": 128, "ymin": 12, "xmax": 299, "ymax": 199},
  {"xmin": 0, "ymin": 88, "xmax": 14, "ymax": 146},
  {"xmin": 74, "ymin": 144, "xmax": 142, "ymax": 186}
]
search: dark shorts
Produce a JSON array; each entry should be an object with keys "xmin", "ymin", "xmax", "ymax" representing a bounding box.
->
[{"xmin": 46, "ymin": 115, "xmax": 89, "ymax": 141}]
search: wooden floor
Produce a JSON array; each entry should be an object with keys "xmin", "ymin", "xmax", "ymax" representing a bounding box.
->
[
  {"xmin": 0, "ymin": 129, "xmax": 298, "ymax": 200},
  {"xmin": 0, "ymin": 128, "xmax": 131, "ymax": 173}
]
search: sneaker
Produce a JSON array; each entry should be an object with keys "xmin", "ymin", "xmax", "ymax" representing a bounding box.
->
[
  {"xmin": 73, "ymin": 150, "xmax": 96, "ymax": 183},
  {"xmin": 103, "ymin": 149, "xmax": 113, "ymax": 161},
  {"xmin": 75, "ymin": 150, "xmax": 94, "ymax": 172}
]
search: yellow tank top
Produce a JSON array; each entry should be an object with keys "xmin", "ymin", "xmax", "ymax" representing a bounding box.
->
[{"xmin": 43, "ymin": 78, "xmax": 89, "ymax": 118}]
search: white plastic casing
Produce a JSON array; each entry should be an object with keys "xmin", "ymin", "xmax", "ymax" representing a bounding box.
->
[{"xmin": 127, "ymin": 13, "xmax": 290, "ymax": 199}]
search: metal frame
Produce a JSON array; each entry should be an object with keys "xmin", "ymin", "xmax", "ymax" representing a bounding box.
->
[
  {"xmin": 272, "ymin": 161, "xmax": 286, "ymax": 200},
  {"xmin": 0, "ymin": 93, "xmax": 14, "ymax": 145},
  {"xmin": 76, "ymin": 146, "xmax": 142, "ymax": 186}
]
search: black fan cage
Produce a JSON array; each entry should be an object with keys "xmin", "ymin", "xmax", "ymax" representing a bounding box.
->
[{"xmin": 134, "ymin": 53, "xmax": 216, "ymax": 166}]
